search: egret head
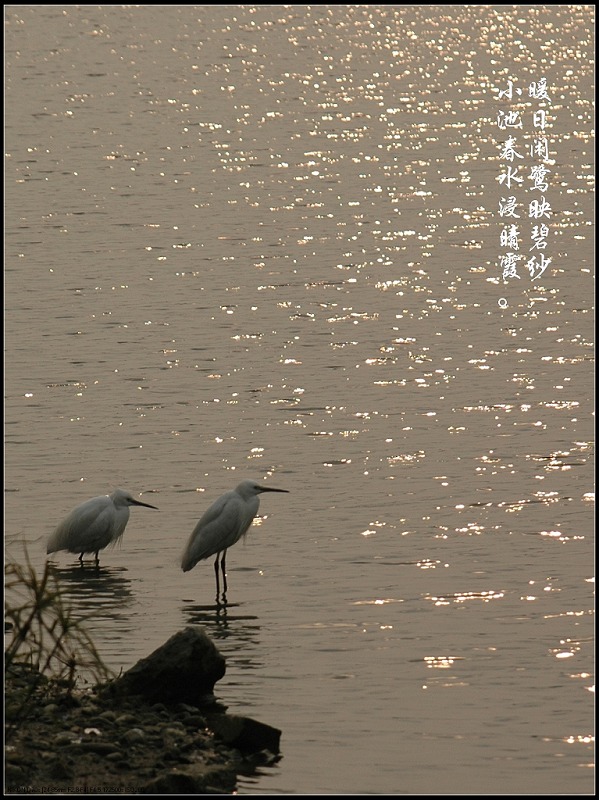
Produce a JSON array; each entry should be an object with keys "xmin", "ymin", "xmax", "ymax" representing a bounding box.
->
[
  {"xmin": 235, "ymin": 480, "xmax": 289, "ymax": 499},
  {"xmin": 111, "ymin": 488, "xmax": 159, "ymax": 510}
]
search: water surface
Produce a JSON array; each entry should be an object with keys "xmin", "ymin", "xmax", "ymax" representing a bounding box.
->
[{"xmin": 5, "ymin": 5, "xmax": 594, "ymax": 795}]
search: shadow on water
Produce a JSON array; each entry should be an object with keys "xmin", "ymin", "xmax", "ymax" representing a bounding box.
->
[
  {"xmin": 48, "ymin": 561, "xmax": 134, "ymax": 619},
  {"xmin": 182, "ymin": 599, "xmax": 263, "ymax": 670},
  {"xmin": 30, "ymin": 561, "xmax": 140, "ymax": 677}
]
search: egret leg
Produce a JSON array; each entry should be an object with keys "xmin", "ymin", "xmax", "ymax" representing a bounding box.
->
[
  {"xmin": 94, "ymin": 551, "xmax": 100, "ymax": 565},
  {"xmin": 221, "ymin": 550, "xmax": 228, "ymax": 596},
  {"xmin": 78, "ymin": 553, "xmax": 84, "ymax": 564},
  {"xmin": 213, "ymin": 554, "xmax": 221, "ymax": 599}
]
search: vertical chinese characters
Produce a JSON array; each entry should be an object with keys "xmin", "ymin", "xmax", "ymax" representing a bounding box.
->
[{"xmin": 497, "ymin": 78, "xmax": 553, "ymax": 282}]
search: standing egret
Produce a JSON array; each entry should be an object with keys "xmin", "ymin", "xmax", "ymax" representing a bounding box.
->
[
  {"xmin": 47, "ymin": 488, "xmax": 158, "ymax": 564},
  {"xmin": 182, "ymin": 479, "xmax": 289, "ymax": 599}
]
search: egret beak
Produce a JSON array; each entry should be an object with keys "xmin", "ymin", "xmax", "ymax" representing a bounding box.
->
[
  {"xmin": 259, "ymin": 487, "xmax": 289, "ymax": 493},
  {"xmin": 132, "ymin": 498, "xmax": 159, "ymax": 509}
]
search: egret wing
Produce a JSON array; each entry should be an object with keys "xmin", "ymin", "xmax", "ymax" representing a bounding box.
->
[
  {"xmin": 182, "ymin": 493, "xmax": 249, "ymax": 571},
  {"xmin": 48, "ymin": 497, "xmax": 116, "ymax": 554}
]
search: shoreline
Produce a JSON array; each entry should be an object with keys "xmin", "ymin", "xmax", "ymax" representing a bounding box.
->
[{"xmin": 5, "ymin": 636, "xmax": 281, "ymax": 795}]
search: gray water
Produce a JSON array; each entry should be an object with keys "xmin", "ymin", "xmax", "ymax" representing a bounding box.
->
[{"xmin": 5, "ymin": 5, "xmax": 594, "ymax": 795}]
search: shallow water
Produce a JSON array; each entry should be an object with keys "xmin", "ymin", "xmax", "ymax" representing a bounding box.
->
[{"xmin": 5, "ymin": 5, "xmax": 594, "ymax": 795}]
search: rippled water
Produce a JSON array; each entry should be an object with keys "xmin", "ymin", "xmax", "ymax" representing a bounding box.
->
[{"xmin": 5, "ymin": 6, "xmax": 594, "ymax": 795}]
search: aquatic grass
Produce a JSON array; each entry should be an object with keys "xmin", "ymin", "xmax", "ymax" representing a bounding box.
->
[{"xmin": 4, "ymin": 552, "xmax": 114, "ymax": 733}]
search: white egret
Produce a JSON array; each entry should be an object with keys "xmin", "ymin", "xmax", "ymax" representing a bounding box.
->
[
  {"xmin": 47, "ymin": 488, "xmax": 158, "ymax": 564},
  {"xmin": 181, "ymin": 479, "xmax": 289, "ymax": 598}
]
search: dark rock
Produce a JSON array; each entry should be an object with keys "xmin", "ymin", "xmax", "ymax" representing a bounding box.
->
[
  {"xmin": 4, "ymin": 763, "xmax": 24, "ymax": 782},
  {"xmin": 70, "ymin": 741, "xmax": 122, "ymax": 756},
  {"xmin": 47, "ymin": 755, "xmax": 74, "ymax": 780},
  {"xmin": 120, "ymin": 727, "xmax": 146, "ymax": 745},
  {"xmin": 53, "ymin": 732, "xmax": 78, "ymax": 746},
  {"xmin": 181, "ymin": 713, "xmax": 206, "ymax": 728},
  {"xmin": 206, "ymin": 713, "xmax": 281, "ymax": 755},
  {"xmin": 104, "ymin": 627, "xmax": 226, "ymax": 706},
  {"xmin": 140, "ymin": 763, "xmax": 237, "ymax": 794},
  {"xmin": 115, "ymin": 713, "xmax": 138, "ymax": 725}
]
